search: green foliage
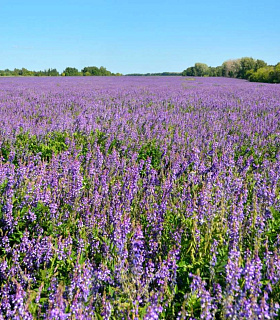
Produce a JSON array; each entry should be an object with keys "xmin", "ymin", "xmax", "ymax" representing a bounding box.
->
[
  {"xmin": 63, "ymin": 67, "xmax": 80, "ymax": 76},
  {"xmin": 17, "ymin": 131, "xmax": 68, "ymax": 161},
  {"xmin": 0, "ymin": 131, "xmax": 69, "ymax": 164},
  {"xmin": 81, "ymin": 66, "xmax": 112, "ymax": 76},
  {"xmin": 208, "ymin": 66, "xmax": 223, "ymax": 77},
  {"xmin": 254, "ymin": 59, "xmax": 267, "ymax": 71},
  {"xmin": 0, "ymin": 140, "xmax": 11, "ymax": 161},
  {"xmin": 182, "ymin": 67, "xmax": 196, "ymax": 76},
  {"xmin": 0, "ymin": 68, "xmax": 60, "ymax": 77},
  {"xmin": 238, "ymin": 57, "xmax": 256, "ymax": 79},
  {"xmin": 182, "ymin": 57, "xmax": 280, "ymax": 83},
  {"xmin": 138, "ymin": 140, "xmax": 162, "ymax": 170},
  {"xmin": 222, "ymin": 59, "xmax": 241, "ymax": 77},
  {"xmin": 234, "ymin": 138, "xmax": 280, "ymax": 167},
  {"xmin": 194, "ymin": 63, "xmax": 209, "ymax": 77},
  {"xmin": 0, "ymin": 129, "xmax": 125, "ymax": 165},
  {"xmin": 73, "ymin": 130, "xmax": 123, "ymax": 157},
  {"xmin": 0, "ymin": 66, "xmax": 121, "ymax": 77},
  {"xmin": 266, "ymin": 207, "xmax": 280, "ymax": 248},
  {"xmin": 182, "ymin": 63, "xmax": 210, "ymax": 77},
  {"xmin": 248, "ymin": 66, "xmax": 275, "ymax": 83},
  {"xmin": 273, "ymin": 63, "xmax": 280, "ymax": 83}
]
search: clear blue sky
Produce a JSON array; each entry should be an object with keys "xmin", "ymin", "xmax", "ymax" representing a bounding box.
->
[{"xmin": 0, "ymin": 0, "xmax": 279, "ymax": 74}]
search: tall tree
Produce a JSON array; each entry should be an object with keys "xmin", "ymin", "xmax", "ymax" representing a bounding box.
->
[
  {"xmin": 194, "ymin": 63, "xmax": 209, "ymax": 76},
  {"xmin": 238, "ymin": 57, "xmax": 256, "ymax": 79},
  {"xmin": 63, "ymin": 67, "xmax": 80, "ymax": 76},
  {"xmin": 82, "ymin": 66, "xmax": 100, "ymax": 76},
  {"xmin": 182, "ymin": 67, "xmax": 195, "ymax": 76},
  {"xmin": 254, "ymin": 59, "xmax": 267, "ymax": 71},
  {"xmin": 222, "ymin": 59, "xmax": 241, "ymax": 77}
]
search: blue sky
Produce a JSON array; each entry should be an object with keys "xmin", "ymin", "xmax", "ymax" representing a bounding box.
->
[{"xmin": 0, "ymin": 0, "xmax": 279, "ymax": 74}]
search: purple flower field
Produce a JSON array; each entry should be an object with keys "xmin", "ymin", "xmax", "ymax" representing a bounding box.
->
[{"xmin": 0, "ymin": 76, "xmax": 280, "ymax": 319}]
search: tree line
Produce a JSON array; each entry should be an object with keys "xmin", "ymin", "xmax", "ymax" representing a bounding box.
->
[
  {"xmin": 0, "ymin": 68, "xmax": 60, "ymax": 77},
  {"xmin": 0, "ymin": 66, "xmax": 122, "ymax": 77},
  {"xmin": 1, "ymin": 58, "xmax": 280, "ymax": 83},
  {"xmin": 182, "ymin": 57, "xmax": 280, "ymax": 83}
]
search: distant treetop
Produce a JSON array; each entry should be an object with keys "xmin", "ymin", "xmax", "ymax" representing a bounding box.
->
[
  {"xmin": 0, "ymin": 66, "xmax": 122, "ymax": 77},
  {"xmin": 182, "ymin": 57, "xmax": 279, "ymax": 83}
]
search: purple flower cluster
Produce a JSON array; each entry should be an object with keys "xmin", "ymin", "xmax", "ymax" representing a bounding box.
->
[{"xmin": 0, "ymin": 76, "xmax": 280, "ymax": 319}]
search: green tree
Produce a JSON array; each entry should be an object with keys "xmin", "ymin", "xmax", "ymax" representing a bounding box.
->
[
  {"xmin": 99, "ymin": 66, "xmax": 111, "ymax": 76},
  {"xmin": 194, "ymin": 63, "xmax": 209, "ymax": 76},
  {"xmin": 254, "ymin": 59, "xmax": 267, "ymax": 71},
  {"xmin": 13, "ymin": 68, "xmax": 21, "ymax": 76},
  {"xmin": 238, "ymin": 57, "xmax": 256, "ymax": 79},
  {"xmin": 222, "ymin": 59, "xmax": 241, "ymax": 77},
  {"xmin": 81, "ymin": 66, "xmax": 115, "ymax": 76},
  {"xmin": 45, "ymin": 68, "xmax": 59, "ymax": 76},
  {"xmin": 215, "ymin": 66, "xmax": 223, "ymax": 76},
  {"xmin": 63, "ymin": 67, "xmax": 80, "ymax": 76},
  {"xmin": 182, "ymin": 67, "xmax": 195, "ymax": 76},
  {"xmin": 272, "ymin": 63, "xmax": 280, "ymax": 83},
  {"xmin": 82, "ymin": 66, "xmax": 100, "ymax": 76},
  {"xmin": 249, "ymin": 67, "xmax": 274, "ymax": 83},
  {"xmin": 19, "ymin": 68, "xmax": 34, "ymax": 76}
]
